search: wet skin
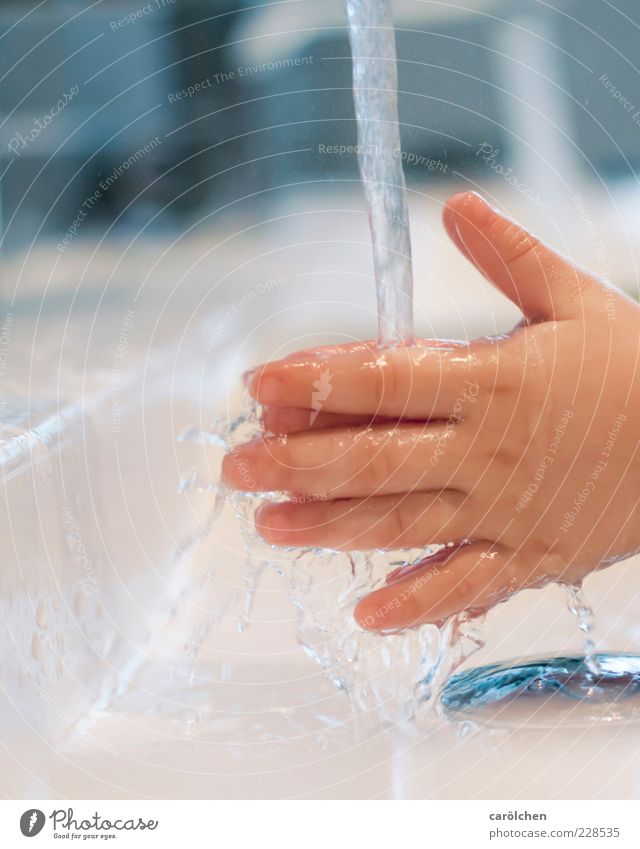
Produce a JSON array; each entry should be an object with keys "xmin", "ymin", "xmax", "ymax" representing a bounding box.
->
[{"xmin": 222, "ymin": 192, "xmax": 640, "ymax": 633}]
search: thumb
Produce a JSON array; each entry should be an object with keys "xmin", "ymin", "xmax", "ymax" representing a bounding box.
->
[{"xmin": 443, "ymin": 191, "xmax": 597, "ymax": 321}]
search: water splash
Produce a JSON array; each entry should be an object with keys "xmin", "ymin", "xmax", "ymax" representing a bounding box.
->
[
  {"xmin": 174, "ymin": 385, "xmax": 489, "ymax": 726},
  {"xmin": 564, "ymin": 584, "xmax": 602, "ymax": 676},
  {"xmin": 278, "ymin": 546, "xmax": 448, "ymax": 723}
]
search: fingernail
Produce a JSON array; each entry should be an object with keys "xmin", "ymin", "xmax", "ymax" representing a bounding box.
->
[
  {"xmin": 246, "ymin": 367, "xmax": 281, "ymax": 404},
  {"xmin": 255, "ymin": 503, "xmax": 294, "ymax": 544},
  {"xmin": 460, "ymin": 191, "xmax": 498, "ymax": 225},
  {"xmin": 255, "ymin": 374, "xmax": 281, "ymax": 404},
  {"xmin": 259, "ymin": 406, "xmax": 276, "ymax": 434},
  {"xmin": 242, "ymin": 366, "xmax": 258, "ymax": 389},
  {"xmin": 244, "ymin": 363, "xmax": 273, "ymax": 394}
]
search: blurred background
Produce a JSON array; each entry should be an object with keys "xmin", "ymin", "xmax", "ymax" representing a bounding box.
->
[{"xmin": 1, "ymin": 0, "xmax": 640, "ymax": 373}]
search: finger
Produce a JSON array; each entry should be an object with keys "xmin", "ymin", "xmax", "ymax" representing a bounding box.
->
[
  {"xmin": 261, "ymin": 406, "xmax": 400, "ymax": 435},
  {"xmin": 244, "ymin": 341, "xmax": 379, "ymax": 385},
  {"xmin": 261, "ymin": 405, "xmax": 425, "ymax": 435},
  {"xmin": 444, "ymin": 191, "xmax": 599, "ymax": 321},
  {"xmin": 248, "ymin": 341, "xmax": 485, "ymax": 420},
  {"xmin": 255, "ymin": 490, "xmax": 475, "ymax": 550},
  {"xmin": 221, "ymin": 423, "xmax": 470, "ymax": 498},
  {"xmin": 354, "ymin": 542, "xmax": 523, "ymax": 630}
]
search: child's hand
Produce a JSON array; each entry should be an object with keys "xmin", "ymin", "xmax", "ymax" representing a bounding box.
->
[{"xmin": 222, "ymin": 191, "xmax": 640, "ymax": 632}]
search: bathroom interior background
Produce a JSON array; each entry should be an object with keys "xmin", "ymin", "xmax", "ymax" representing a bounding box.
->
[{"xmin": 2, "ymin": 0, "xmax": 639, "ymax": 346}]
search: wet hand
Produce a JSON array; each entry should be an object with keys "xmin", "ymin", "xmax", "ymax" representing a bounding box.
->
[{"xmin": 222, "ymin": 192, "xmax": 640, "ymax": 632}]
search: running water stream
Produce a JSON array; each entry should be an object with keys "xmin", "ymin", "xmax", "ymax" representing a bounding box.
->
[{"xmin": 344, "ymin": 0, "xmax": 413, "ymax": 344}]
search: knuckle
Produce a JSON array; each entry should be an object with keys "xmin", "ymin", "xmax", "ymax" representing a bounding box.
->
[
  {"xmin": 390, "ymin": 502, "xmax": 412, "ymax": 546},
  {"xmin": 365, "ymin": 439, "xmax": 396, "ymax": 493},
  {"xmin": 441, "ymin": 492, "xmax": 475, "ymax": 537},
  {"xmin": 491, "ymin": 218, "xmax": 541, "ymax": 267}
]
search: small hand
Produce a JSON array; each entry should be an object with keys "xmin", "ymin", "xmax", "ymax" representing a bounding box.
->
[{"xmin": 222, "ymin": 192, "xmax": 640, "ymax": 632}]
